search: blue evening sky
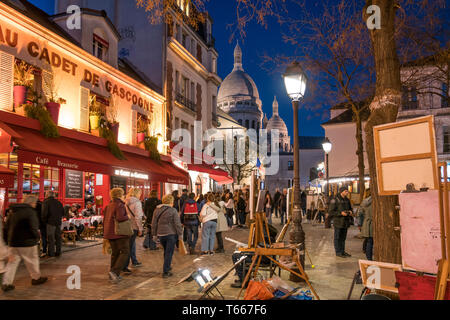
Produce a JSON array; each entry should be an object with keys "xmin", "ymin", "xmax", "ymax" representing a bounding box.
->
[{"xmin": 28, "ymin": 0, "xmax": 328, "ymax": 139}]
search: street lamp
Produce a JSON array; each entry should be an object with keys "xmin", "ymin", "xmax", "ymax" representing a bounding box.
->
[
  {"xmin": 322, "ymin": 137, "xmax": 332, "ymax": 203},
  {"xmin": 283, "ymin": 61, "xmax": 307, "ymax": 273}
]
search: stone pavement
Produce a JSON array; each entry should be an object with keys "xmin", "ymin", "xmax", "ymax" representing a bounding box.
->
[{"xmin": 0, "ymin": 217, "xmax": 366, "ymax": 300}]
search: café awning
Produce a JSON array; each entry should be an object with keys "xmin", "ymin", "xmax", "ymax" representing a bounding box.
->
[
  {"xmin": 169, "ymin": 141, "xmax": 230, "ymax": 178},
  {"xmin": 209, "ymin": 173, "xmax": 234, "ymax": 185},
  {"xmin": 0, "ymin": 115, "xmax": 189, "ymax": 185},
  {"xmin": 0, "ymin": 166, "xmax": 14, "ymax": 188}
]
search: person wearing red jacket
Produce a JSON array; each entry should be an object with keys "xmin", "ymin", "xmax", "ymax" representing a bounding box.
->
[{"xmin": 103, "ymin": 188, "xmax": 130, "ymax": 283}]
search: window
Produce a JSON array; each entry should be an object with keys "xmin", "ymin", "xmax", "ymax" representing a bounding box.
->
[
  {"xmin": 191, "ymin": 82, "xmax": 195, "ymax": 103},
  {"xmin": 238, "ymin": 119, "xmax": 242, "ymax": 125},
  {"xmin": 245, "ymin": 120, "xmax": 249, "ymax": 129},
  {"xmin": 444, "ymin": 126, "xmax": 450, "ymax": 153},
  {"xmin": 0, "ymin": 51, "xmax": 13, "ymax": 111},
  {"xmin": 175, "ymin": 71, "xmax": 180, "ymax": 94},
  {"xmin": 212, "ymin": 57, "xmax": 217, "ymax": 73},
  {"xmin": 43, "ymin": 167, "xmax": 60, "ymax": 196},
  {"xmin": 22, "ymin": 163, "xmax": 40, "ymax": 196},
  {"xmin": 288, "ymin": 161, "xmax": 294, "ymax": 171},
  {"xmin": 252, "ymin": 120, "xmax": 255, "ymax": 129},
  {"xmin": 402, "ymin": 86, "xmax": 418, "ymax": 110},
  {"xmin": 442, "ymin": 83, "xmax": 449, "ymax": 108},
  {"xmin": 93, "ymin": 34, "xmax": 109, "ymax": 61},
  {"xmin": 182, "ymin": 32, "xmax": 188, "ymax": 48}
]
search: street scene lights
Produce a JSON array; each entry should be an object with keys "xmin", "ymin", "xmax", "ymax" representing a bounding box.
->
[
  {"xmin": 322, "ymin": 137, "xmax": 332, "ymax": 202},
  {"xmin": 283, "ymin": 61, "xmax": 307, "ymax": 271}
]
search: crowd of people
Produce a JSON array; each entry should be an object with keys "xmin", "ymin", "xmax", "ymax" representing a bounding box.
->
[{"xmin": 0, "ymin": 184, "xmax": 374, "ymax": 291}]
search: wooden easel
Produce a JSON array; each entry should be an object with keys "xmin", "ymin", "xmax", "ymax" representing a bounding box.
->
[
  {"xmin": 435, "ymin": 162, "xmax": 450, "ymax": 300},
  {"xmin": 237, "ymin": 212, "xmax": 320, "ymax": 300}
]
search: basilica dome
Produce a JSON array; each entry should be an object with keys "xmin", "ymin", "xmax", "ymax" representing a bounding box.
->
[
  {"xmin": 217, "ymin": 42, "xmax": 263, "ymax": 130},
  {"xmin": 266, "ymin": 97, "xmax": 288, "ymax": 135}
]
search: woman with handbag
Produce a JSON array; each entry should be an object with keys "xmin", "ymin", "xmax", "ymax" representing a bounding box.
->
[
  {"xmin": 199, "ymin": 194, "xmax": 218, "ymax": 255},
  {"xmin": 151, "ymin": 194, "xmax": 183, "ymax": 278},
  {"xmin": 103, "ymin": 188, "xmax": 131, "ymax": 284},
  {"xmin": 123, "ymin": 188, "xmax": 144, "ymax": 274}
]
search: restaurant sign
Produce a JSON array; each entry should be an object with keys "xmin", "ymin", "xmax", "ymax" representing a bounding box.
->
[
  {"xmin": 114, "ymin": 169, "xmax": 149, "ymax": 180},
  {"xmin": 17, "ymin": 150, "xmax": 110, "ymax": 175}
]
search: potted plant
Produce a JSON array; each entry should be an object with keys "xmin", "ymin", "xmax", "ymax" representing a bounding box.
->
[
  {"xmin": 89, "ymin": 96, "xmax": 103, "ymax": 130},
  {"xmin": 137, "ymin": 117, "xmax": 148, "ymax": 143},
  {"xmin": 13, "ymin": 60, "xmax": 33, "ymax": 108},
  {"xmin": 24, "ymin": 90, "xmax": 59, "ymax": 138},
  {"xmin": 43, "ymin": 74, "xmax": 64, "ymax": 125},
  {"xmin": 107, "ymin": 96, "xmax": 119, "ymax": 140}
]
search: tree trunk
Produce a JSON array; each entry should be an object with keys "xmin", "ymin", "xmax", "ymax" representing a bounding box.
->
[
  {"xmin": 355, "ymin": 112, "xmax": 366, "ymax": 204},
  {"xmin": 364, "ymin": 0, "xmax": 402, "ymax": 264}
]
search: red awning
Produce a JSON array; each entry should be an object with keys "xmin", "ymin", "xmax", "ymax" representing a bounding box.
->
[
  {"xmin": 0, "ymin": 166, "xmax": 14, "ymax": 188},
  {"xmin": 1, "ymin": 123, "xmax": 189, "ymax": 185},
  {"xmin": 186, "ymin": 163, "xmax": 229, "ymax": 177},
  {"xmin": 209, "ymin": 173, "xmax": 234, "ymax": 185}
]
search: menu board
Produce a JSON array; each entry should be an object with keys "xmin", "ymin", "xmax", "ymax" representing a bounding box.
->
[{"xmin": 65, "ymin": 169, "xmax": 83, "ymax": 199}]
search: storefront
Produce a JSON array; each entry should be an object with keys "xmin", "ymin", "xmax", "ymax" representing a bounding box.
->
[{"xmin": 0, "ymin": 111, "xmax": 189, "ymax": 215}]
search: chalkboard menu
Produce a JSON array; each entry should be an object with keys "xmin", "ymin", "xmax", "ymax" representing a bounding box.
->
[
  {"xmin": 111, "ymin": 176, "xmax": 127, "ymax": 192},
  {"xmin": 65, "ymin": 169, "xmax": 83, "ymax": 199}
]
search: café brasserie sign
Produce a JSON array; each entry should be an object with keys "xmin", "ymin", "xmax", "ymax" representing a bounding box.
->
[{"xmin": 0, "ymin": 23, "xmax": 154, "ymax": 113}]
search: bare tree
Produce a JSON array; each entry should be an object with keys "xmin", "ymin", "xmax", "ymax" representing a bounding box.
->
[{"xmin": 260, "ymin": 0, "xmax": 375, "ymax": 203}]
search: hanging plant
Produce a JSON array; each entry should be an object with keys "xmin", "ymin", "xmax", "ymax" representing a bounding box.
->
[
  {"xmin": 99, "ymin": 118, "xmax": 126, "ymax": 160},
  {"xmin": 144, "ymin": 136, "xmax": 161, "ymax": 162},
  {"xmin": 24, "ymin": 90, "xmax": 59, "ymax": 138}
]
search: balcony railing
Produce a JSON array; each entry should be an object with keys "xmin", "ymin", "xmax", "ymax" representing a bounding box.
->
[{"xmin": 176, "ymin": 92, "xmax": 196, "ymax": 112}]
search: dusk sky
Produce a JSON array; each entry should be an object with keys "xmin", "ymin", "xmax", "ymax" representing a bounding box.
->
[{"xmin": 29, "ymin": 0, "xmax": 328, "ymax": 140}]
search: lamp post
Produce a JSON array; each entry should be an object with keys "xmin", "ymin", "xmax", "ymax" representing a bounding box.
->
[
  {"xmin": 322, "ymin": 137, "xmax": 332, "ymax": 203},
  {"xmin": 283, "ymin": 61, "xmax": 307, "ymax": 272}
]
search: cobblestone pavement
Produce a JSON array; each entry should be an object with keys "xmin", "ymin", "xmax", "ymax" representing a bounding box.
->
[{"xmin": 0, "ymin": 217, "xmax": 366, "ymax": 300}]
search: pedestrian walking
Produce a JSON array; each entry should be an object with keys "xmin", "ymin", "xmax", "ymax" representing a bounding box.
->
[
  {"xmin": 42, "ymin": 191, "xmax": 64, "ymax": 257},
  {"xmin": 316, "ymin": 194, "xmax": 326, "ymax": 224},
  {"xmin": 360, "ymin": 189, "xmax": 373, "ymax": 260},
  {"xmin": 237, "ymin": 191, "xmax": 246, "ymax": 227},
  {"xmin": 329, "ymin": 187, "xmax": 353, "ymax": 258},
  {"xmin": 143, "ymin": 190, "xmax": 161, "ymax": 250},
  {"xmin": 279, "ymin": 189, "xmax": 288, "ymax": 225},
  {"xmin": 180, "ymin": 193, "xmax": 200, "ymax": 255},
  {"xmin": 273, "ymin": 189, "xmax": 281, "ymax": 218},
  {"xmin": 301, "ymin": 190, "xmax": 307, "ymax": 218},
  {"xmin": 152, "ymin": 194, "xmax": 183, "ymax": 278},
  {"xmin": 264, "ymin": 191, "xmax": 273, "ymax": 224},
  {"xmin": 199, "ymin": 194, "xmax": 218, "ymax": 255},
  {"xmin": 103, "ymin": 188, "xmax": 130, "ymax": 283},
  {"xmin": 2, "ymin": 195, "xmax": 48, "ymax": 292},
  {"xmin": 224, "ymin": 193, "xmax": 234, "ymax": 228},
  {"xmin": 124, "ymin": 188, "xmax": 144, "ymax": 273}
]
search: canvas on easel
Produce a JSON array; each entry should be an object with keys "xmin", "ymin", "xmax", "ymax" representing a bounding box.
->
[{"xmin": 373, "ymin": 115, "xmax": 438, "ymax": 195}]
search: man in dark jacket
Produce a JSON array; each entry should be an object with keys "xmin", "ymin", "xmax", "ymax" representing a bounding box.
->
[
  {"xmin": 180, "ymin": 189, "xmax": 188, "ymax": 211},
  {"xmin": 143, "ymin": 190, "xmax": 161, "ymax": 250},
  {"xmin": 300, "ymin": 190, "xmax": 307, "ymax": 218},
  {"xmin": 172, "ymin": 190, "xmax": 181, "ymax": 212},
  {"xmin": 180, "ymin": 193, "xmax": 199, "ymax": 254},
  {"xmin": 42, "ymin": 191, "xmax": 64, "ymax": 257},
  {"xmin": 279, "ymin": 189, "xmax": 288, "ymax": 225},
  {"xmin": 2, "ymin": 195, "xmax": 48, "ymax": 292},
  {"xmin": 273, "ymin": 189, "xmax": 281, "ymax": 218},
  {"xmin": 329, "ymin": 187, "xmax": 353, "ymax": 258}
]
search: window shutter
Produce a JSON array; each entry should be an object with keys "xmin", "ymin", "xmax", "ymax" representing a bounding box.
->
[
  {"xmin": 0, "ymin": 51, "xmax": 14, "ymax": 111},
  {"xmin": 80, "ymin": 87, "xmax": 90, "ymax": 131},
  {"xmin": 131, "ymin": 110, "xmax": 137, "ymax": 145},
  {"xmin": 41, "ymin": 69, "xmax": 53, "ymax": 101}
]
